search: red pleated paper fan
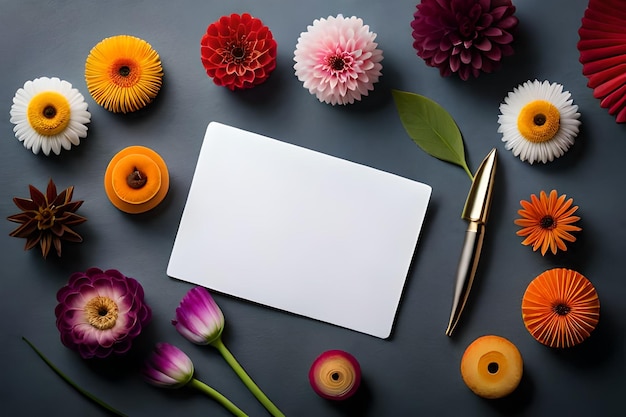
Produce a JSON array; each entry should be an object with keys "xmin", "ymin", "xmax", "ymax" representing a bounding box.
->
[{"xmin": 577, "ymin": 0, "xmax": 626, "ymax": 123}]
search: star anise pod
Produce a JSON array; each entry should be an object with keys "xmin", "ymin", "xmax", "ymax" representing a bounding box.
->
[{"xmin": 7, "ymin": 179, "xmax": 87, "ymax": 258}]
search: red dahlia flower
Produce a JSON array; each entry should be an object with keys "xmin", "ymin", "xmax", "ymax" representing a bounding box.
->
[
  {"xmin": 201, "ymin": 13, "xmax": 277, "ymax": 90},
  {"xmin": 411, "ymin": 0, "xmax": 518, "ymax": 80},
  {"xmin": 55, "ymin": 267, "xmax": 151, "ymax": 359}
]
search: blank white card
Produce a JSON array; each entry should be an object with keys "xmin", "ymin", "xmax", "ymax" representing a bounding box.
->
[{"xmin": 167, "ymin": 122, "xmax": 432, "ymax": 338}]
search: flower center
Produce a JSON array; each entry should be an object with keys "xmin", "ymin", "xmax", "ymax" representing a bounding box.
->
[
  {"xmin": 223, "ymin": 39, "xmax": 249, "ymax": 64},
  {"xmin": 110, "ymin": 59, "xmax": 141, "ymax": 87},
  {"xmin": 325, "ymin": 52, "xmax": 354, "ymax": 75},
  {"xmin": 328, "ymin": 56, "xmax": 345, "ymax": 71},
  {"xmin": 553, "ymin": 303, "xmax": 571, "ymax": 316},
  {"xmin": 517, "ymin": 100, "xmax": 561, "ymax": 143},
  {"xmin": 85, "ymin": 296, "xmax": 119, "ymax": 330},
  {"xmin": 27, "ymin": 91, "xmax": 71, "ymax": 136},
  {"xmin": 540, "ymin": 215, "xmax": 555, "ymax": 229},
  {"xmin": 36, "ymin": 206, "xmax": 56, "ymax": 230},
  {"xmin": 458, "ymin": 16, "xmax": 475, "ymax": 39},
  {"xmin": 119, "ymin": 65, "xmax": 131, "ymax": 77},
  {"xmin": 487, "ymin": 362, "xmax": 499, "ymax": 374},
  {"xmin": 127, "ymin": 167, "xmax": 147, "ymax": 189},
  {"xmin": 43, "ymin": 105, "xmax": 57, "ymax": 118},
  {"xmin": 231, "ymin": 46, "xmax": 246, "ymax": 61}
]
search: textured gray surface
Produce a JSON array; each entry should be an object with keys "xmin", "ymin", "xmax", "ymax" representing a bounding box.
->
[{"xmin": 1, "ymin": 0, "xmax": 624, "ymax": 416}]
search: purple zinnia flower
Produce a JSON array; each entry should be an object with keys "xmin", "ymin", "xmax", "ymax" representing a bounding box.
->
[
  {"xmin": 411, "ymin": 0, "xmax": 518, "ymax": 80},
  {"xmin": 172, "ymin": 286, "xmax": 224, "ymax": 345},
  {"xmin": 142, "ymin": 343, "xmax": 194, "ymax": 388},
  {"xmin": 55, "ymin": 267, "xmax": 151, "ymax": 359}
]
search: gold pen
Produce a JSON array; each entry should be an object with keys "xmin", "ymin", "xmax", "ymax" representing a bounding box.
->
[{"xmin": 446, "ymin": 148, "xmax": 497, "ymax": 336}]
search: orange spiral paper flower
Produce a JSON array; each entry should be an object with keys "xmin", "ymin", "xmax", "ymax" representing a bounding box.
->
[
  {"xmin": 522, "ymin": 268, "xmax": 600, "ymax": 348},
  {"xmin": 308, "ymin": 350, "xmax": 361, "ymax": 400},
  {"xmin": 85, "ymin": 35, "xmax": 163, "ymax": 113}
]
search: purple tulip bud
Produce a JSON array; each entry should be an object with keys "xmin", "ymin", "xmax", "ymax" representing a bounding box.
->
[
  {"xmin": 172, "ymin": 287, "xmax": 224, "ymax": 345},
  {"xmin": 142, "ymin": 343, "xmax": 194, "ymax": 388}
]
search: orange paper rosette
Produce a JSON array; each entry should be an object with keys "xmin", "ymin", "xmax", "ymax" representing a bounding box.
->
[
  {"xmin": 104, "ymin": 146, "xmax": 169, "ymax": 214},
  {"xmin": 522, "ymin": 268, "xmax": 600, "ymax": 348}
]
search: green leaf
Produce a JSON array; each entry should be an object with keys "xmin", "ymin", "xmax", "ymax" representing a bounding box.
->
[
  {"xmin": 392, "ymin": 89, "xmax": 473, "ymax": 180},
  {"xmin": 22, "ymin": 337, "xmax": 128, "ymax": 417}
]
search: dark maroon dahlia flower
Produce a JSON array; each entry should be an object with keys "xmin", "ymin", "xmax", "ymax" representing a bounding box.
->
[
  {"xmin": 55, "ymin": 267, "xmax": 152, "ymax": 359},
  {"xmin": 411, "ymin": 0, "xmax": 518, "ymax": 80}
]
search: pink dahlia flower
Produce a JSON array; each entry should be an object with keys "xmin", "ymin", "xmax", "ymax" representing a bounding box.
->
[
  {"xmin": 411, "ymin": 0, "xmax": 518, "ymax": 80},
  {"xmin": 55, "ymin": 267, "xmax": 151, "ymax": 359},
  {"xmin": 293, "ymin": 14, "xmax": 384, "ymax": 105},
  {"xmin": 201, "ymin": 13, "xmax": 277, "ymax": 90}
]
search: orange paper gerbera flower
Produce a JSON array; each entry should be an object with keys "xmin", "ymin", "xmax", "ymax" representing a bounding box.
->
[
  {"xmin": 85, "ymin": 35, "xmax": 163, "ymax": 113},
  {"xmin": 514, "ymin": 190, "xmax": 581, "ymax": 255},
  {"xmin": 522, "ymin": 268, "xmax": 600, "ymax": 348}
]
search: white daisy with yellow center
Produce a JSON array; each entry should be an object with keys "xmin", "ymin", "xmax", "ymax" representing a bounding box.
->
[
  {"xmin": 10, "ymin": 77, "xmax": 91, "ymax": 156},
  {"xmin": 497, "ymin": 80, "xmax": 581, "ymax": 164}
]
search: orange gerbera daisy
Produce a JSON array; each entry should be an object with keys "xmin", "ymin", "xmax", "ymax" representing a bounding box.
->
[
  {"xmin": 522, "ymin": 268, "xmax": 600, "ymax": 348},
  {"xmin": 85, "ymin": 35, "xmax": 163, "ymax": 113},
  {"xmin": 514, "ymin": 190, "xmax": 581, "ymax": 255}
]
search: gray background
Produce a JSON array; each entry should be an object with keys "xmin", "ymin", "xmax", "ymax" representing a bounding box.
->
[{"xmin": 1, "ymin": 0, "xmax": 624, "ymax": 416}]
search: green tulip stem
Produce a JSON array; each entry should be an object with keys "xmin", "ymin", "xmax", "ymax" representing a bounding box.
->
[
  {"xmin": 189, "ymin": 378, "xmax": 248, "ymax": 417},
  {"xmin": 22, "ymin": 337, "xmax": 128, "ymax": 417},
  {"xmin": 211, "ymin": 338, "xmax": 285, "ymax": 417}
]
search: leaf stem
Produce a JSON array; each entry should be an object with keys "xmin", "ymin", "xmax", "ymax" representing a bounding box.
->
[
  {"xmin": 22, "ymin": 337, "xmax": 128, "ymax": 417},
  {"xmin": 211, "ymin": 338, "xmax": 285, "ymax": 417},
  {"xmin": 188, "ymin": 378, "xmax": 248, "ymax": 417}
]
